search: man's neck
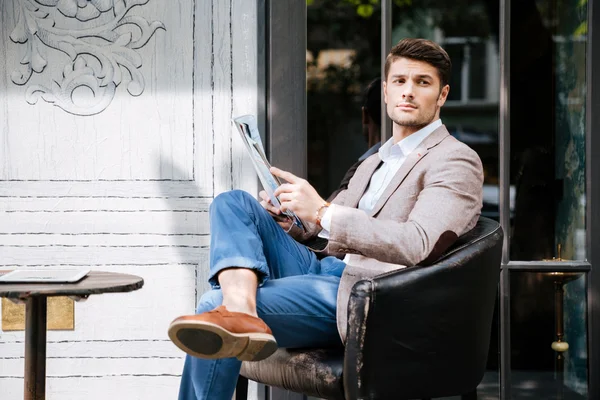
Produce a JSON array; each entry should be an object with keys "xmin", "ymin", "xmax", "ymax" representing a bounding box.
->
[
  {"xmin": 392, "ymin": 125, "xmax": 425, "ymax": 144},
  {"xmin": 392, "ymin": 119, "xmax": 441, "ymax": 144}
]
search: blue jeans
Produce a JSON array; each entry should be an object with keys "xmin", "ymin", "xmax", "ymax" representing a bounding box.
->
[{"xmin": 178, "ymin": 190, "xmax": 345, "ymax": 400}]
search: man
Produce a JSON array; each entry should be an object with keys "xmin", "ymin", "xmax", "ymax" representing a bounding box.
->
[{"xmin": 169, "ymin": 38, "xmax": 483, "ymax": 400}]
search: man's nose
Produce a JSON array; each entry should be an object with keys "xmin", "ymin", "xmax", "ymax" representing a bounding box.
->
[{"xmin": 402, "ymin": 83, "xmax": 414, "ymax": 99}]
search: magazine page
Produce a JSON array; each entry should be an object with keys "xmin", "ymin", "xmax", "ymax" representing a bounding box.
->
[{"xmin": 232, "ymin": 115, "xmax": 306, "ymax": 231}]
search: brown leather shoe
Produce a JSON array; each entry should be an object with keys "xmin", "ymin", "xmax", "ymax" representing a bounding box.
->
[{"xmin": 168, "ymin": 306, "xmax": 277, "ymax": 361}]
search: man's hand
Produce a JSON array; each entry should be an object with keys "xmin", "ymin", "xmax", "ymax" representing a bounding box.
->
[
  {"xmin": 259, "ymin": 190, "xmax": 281, "ymax": 215},
  {"xmin": 271, "ymin": 167, "xmax": 326, "ymax": 224},
  {"xmin": 259, "ymin": 190, "xmax": 293, "ymax": 230}
]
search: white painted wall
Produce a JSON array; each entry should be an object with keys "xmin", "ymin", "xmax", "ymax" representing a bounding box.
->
[{"xmin": 0, "ymin": 0, "xmax": 259, "ymax": 398}]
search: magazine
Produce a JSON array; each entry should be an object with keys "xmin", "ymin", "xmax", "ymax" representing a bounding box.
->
[{"xmin": 232, "ymin": 115, "xmax": 306, "ymax": 232}]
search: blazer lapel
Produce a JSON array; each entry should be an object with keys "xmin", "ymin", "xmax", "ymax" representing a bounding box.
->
[
  {"xmin": 344, "ymin": 154, "xmax": 381, "ymax": 208},
  {"xmin": 368, "ymin": 125, "xmax": 450, "ymax": 216}
]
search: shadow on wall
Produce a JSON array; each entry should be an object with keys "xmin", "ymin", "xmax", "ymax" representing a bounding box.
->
[{"xmin": 154, "ymin": 155, "xmax": 210, "ymax": 308}]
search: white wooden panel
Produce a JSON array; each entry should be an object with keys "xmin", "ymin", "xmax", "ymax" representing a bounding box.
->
[
  {"xmin": 0, "ymin": 1, "xmax": 199, "ymax": 185},
  {"xmin": 0, "ymin": 245, "xmax": 204, "ymax": 266},
  {"xmin": 196, "ymin": 248, "xmax": 212, "ymax": 304},
  {"xmin": 0, "ymin": 339, "xmax": 181, "ymax": 359},
  {"xmin": 194, "ymin": 0, "xmax": 216, "ymax": 198},
  {"xmin": 0, "ymin": 197, "xmax": 212, "ymax": 212},
  {"xmin": 0, "ymin": 357, "xmax": 183, "ymax": 377},
  {"xmin": 213, "ymin": 0, "xmax": 234, "ymax": 195},
  {"xmin": 0, "ymin": 181, "xmax": 211, "ymax": 197},
  {"xmin": 0, "ymin": 234, "xmax": 208, "ymax": 247},
  {"xmin": 232, "ymin": 0, "xmax": 261, "ymax": 195},
  {"xmin": 0, "ymin": 97, "xmax": 194, "ymax": 181},
  {"xmin": 0, "ymin": 376, "xmax": 180, "ymax": 400},
  {"xmin": 0, "ymin": 211, "xmax": 208, "ymax": 234}
]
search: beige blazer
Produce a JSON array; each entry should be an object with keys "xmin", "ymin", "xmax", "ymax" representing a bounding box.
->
[{"xmin": 289, "ymin": 125, "xmax": 484, "ymax": 341}]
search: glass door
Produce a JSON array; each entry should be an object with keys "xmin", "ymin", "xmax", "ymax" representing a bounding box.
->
[
  {"xmin": 268, "ymin": 1, "xmax": 599, "ymax": 399},
  {"xmin": 505, "ymin": 0, "xmax": 589, "ymax": 398}
]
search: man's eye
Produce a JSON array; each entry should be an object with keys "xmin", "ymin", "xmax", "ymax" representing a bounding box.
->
[{"xmin": 419, "ymin": 80, "xmax": 429, "ymax": 85}]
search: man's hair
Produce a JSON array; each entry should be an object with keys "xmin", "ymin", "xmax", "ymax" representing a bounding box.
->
[
  {"xmin": 384, "ymin": 38, "xmax": 452, "ymax": 88},
  {"xmin": 363, "ymin": 78, "xmax": 381, "ymax": 126}
]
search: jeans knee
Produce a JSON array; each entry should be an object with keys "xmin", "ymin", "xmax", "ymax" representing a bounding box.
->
[
  {"xmin": 210, "ymin": 190, "xmax": 259, "ymax": 217},
  {"xmin": 196, "ymin": 289, "xmax": 223, "ymax": 314},
  {"xmin": 211, "ymin": 190, "xmax": 251, "ymax": 211}
]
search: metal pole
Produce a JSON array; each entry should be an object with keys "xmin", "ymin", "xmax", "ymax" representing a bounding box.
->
[
  {"xmin": 499, "ymin": 0, "xmax": 511, "ymax": 398},
  {"xmin": 24, "ymin": 297, "xmax": 47, "ymax": 400},
  {"xmin": 381, "ymin": 0, "xmax": 392, "ymax": 143}
]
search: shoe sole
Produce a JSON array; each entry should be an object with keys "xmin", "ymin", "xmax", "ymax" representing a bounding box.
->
[{"xmin": 168, "ymin": 320, "xmax": 278, "ymax": 361}]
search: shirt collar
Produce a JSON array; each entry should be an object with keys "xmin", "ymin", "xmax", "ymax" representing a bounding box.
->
[{"xmin": 378, "ymin": 119, "xmax": 442, "ymax": 162}]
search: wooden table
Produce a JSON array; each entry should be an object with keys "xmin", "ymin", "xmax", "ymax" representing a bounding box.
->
[{"xmin": 0, "ymin": 271, "xmax": 144, "ymax": 400}]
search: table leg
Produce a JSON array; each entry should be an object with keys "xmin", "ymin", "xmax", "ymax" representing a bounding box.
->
[{"xmin": 24, "ymin": 297, "xmax": 47, "ymax": 400}]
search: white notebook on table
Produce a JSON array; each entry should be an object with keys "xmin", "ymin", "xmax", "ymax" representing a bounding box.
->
[{"xmin": 0, "ymin": 268, "xmax": 90, "ymax": 283}]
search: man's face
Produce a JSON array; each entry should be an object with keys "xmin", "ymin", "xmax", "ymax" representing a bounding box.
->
[{"xmin": 383, "ymin": 57, "xmax": 449, "ymax": 130}]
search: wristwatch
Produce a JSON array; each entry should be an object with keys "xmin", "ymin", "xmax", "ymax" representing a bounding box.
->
[{"xmin": 316, "ymin": 202, "xmax": 331, "ymax": 228}]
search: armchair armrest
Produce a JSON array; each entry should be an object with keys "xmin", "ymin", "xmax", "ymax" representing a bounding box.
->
[{"xmin": 343, "ymin": 222, "xmax": 502, "ymax": 400}]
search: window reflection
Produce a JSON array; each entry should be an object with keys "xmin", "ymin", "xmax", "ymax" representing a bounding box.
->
[
  {"xmin": 307, "ymin": 1, "xmax": 502, "ymax": 395},
  {"xmin": 307, "ymin": 0, "xmax": 381, "ymax": 198},
  {"xmin": 510, "ymin": 271, "xmax": 588, "ymax": 399},
  {"xmin": 306, "ymin": 0, "xmax": 502, "ymax": 218},
  {"xmin": 393, "ymin": 1, "xmax": 502, "ymax": 224},
  {"xmin": 509, "ymin": 0, "xmax": 587, "ymax": 261}
]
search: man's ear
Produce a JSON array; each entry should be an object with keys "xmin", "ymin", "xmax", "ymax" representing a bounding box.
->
[
  {"xmin": 361, "ymin": 107, "xmax": 370, "ymax": 125},
  {"xmin": 437, "ymin": 84, "xmax": 450, "ymax": 107}
]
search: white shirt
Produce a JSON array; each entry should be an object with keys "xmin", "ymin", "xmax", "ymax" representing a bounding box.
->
[{"xmin": 318, "ymin": 119, "xmax": 442, "ymax": 240}]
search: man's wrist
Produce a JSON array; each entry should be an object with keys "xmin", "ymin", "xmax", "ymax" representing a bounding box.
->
[
  {"xmin": 319, "ymin": 204, "xmax": 335, "ymax": 231},
  {"xmin": 315, "ymin": 201, "xmax": 331, "ymax": 227}
]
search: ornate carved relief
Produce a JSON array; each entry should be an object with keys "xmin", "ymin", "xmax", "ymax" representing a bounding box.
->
[{"xmin": 9, "ymin": 0, "xmax": 165, "ymax": 116}]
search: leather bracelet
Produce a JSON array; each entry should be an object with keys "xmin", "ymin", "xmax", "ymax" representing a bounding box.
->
[{"xmin": 315, "ymin": 201, "xmax": 331, "ymax": 228}]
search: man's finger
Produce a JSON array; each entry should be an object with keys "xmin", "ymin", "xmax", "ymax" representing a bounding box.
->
[
  {"xmin": 271, "ymin": 167, "xmax": 298, "ymax": 184},
  {"xmin": 259, "ymin": 190, "xmax": 271, "ymax": 203},
  {"xmin": 266, "ymin": 206, "xmax": 281, "ymax": 216},
  {"xmin": 267, "ymin": 203, "xmax": 280, "ymax": 214},
  {"xmin": 260, "ymin": 198, "xmax": 280, "ymax": 214},
  {"xmin": 273, "ymin": 183, "xmax": 294, "ymax": 197},
  {"xmin": 278, "ymin": 192, "xmax": 294, "ymax": 203}
]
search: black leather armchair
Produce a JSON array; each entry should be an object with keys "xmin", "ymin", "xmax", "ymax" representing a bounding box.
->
[{"xmin": 238, "ymin": 217, "xmax": 503, "ymax": 400}]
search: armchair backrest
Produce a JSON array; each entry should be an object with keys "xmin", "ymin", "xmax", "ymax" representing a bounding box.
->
[{"xmin": 343, "ymin": 217, "xmax": 503, "ymax": 400}]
